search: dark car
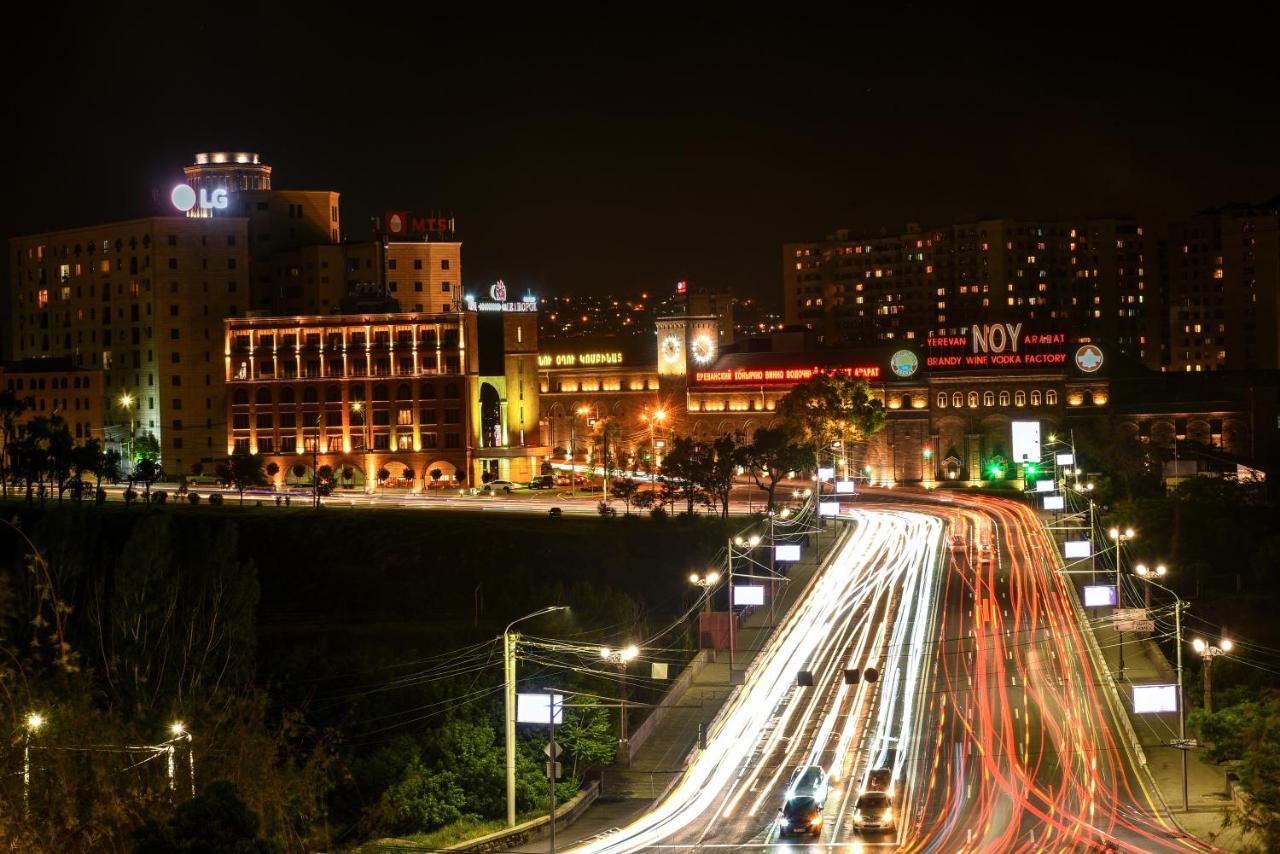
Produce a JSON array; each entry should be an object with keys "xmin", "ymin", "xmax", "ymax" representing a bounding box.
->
[
  {"xmin": 777, "ymin": 796, "xmax": 823, "ymax": 837},
  {"xmin": 529, "ymin": 475, "xmax": 555, "ymax": 489}
]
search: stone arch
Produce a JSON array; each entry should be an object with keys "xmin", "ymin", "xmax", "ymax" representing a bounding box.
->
[
  {"xmin": 378, "ymin": 458, "xmax": 415, "ymax": 488},
  {"xmin": 480, "ymin": 382, "xmax": 502, "ymax": 448},
  {"xmin": 255, "ymin": 387, "xmax": 272, "ymax": 405},
  {"xmin": 233, "ymin": 388, "xmax": 249, "ymax": 405},
  {"xmin": 424, "ymin": 460, "xmax": 459, "ymax": 489}
]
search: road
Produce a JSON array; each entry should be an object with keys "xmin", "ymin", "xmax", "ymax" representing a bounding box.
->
[
  {"xmin": 896, "ymin": 492, "xmax": 1214, "ymax": 854},
  {"xmin": 565, "ymin": 508, "xmax": 944, "ymax": 852},
  {"xmin": 558, "ymin": 492, "xmax": 1217, "ymax": 853}
]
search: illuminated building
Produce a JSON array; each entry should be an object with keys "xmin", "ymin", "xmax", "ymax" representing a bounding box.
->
[
  {"xmin": 1167, "ymin": 199, "xmax": 1280, "ymax": 372},
  {"xmin": 7, "ymin": 215, "xmax": 249, "ymax": 476},
  {"xmin": 784, "ymin": 218, "xmax": 1163, "ymax": 370},
  {"xmin": 224, "ymin": 296, "xmax": 547, "ymax": 489},
  {"xmin": 0, "ymin": 357, "xmax": 105, "ymax": 446}
]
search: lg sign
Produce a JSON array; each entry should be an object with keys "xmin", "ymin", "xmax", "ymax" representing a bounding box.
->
[{"xmin": 171, "ymin": 184, "xmax": 228, "ymax": 213}]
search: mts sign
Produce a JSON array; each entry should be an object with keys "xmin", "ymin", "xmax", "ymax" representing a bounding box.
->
[{"xmin": 972, "ymin": 323, "xmax": 1023, "ymax": 354}]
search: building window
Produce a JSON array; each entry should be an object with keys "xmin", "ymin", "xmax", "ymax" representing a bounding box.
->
[
  {"xmin": 999, "ymin": 391, "xmax": 1010, "ymax": 406},
  {"xmin": 1046, "ymin": 390, "xmax": 1058, "ymax": 406},
  {"xmin": 937, "ymin": 393, "xmax": 947, "ymax": 408},
  {"xmin": 983, "ymin": 391, "xmax": 994, "ymax": 406},
  {"xmin": 967, "ymin": 391, "xmax": 978, "ymax": 408},
  {"xmin": 951, "ymin": 392, "xmax": 962, "ymax": 408},
  {"xmin": 397, "ymin": 407, "xmax": 413, "ymax": 426},
  {"xmin": 1015, "ymin": 390, "xmax": 1026, "ymax": 406},
  {"xmin": 444, "ymin": 432, "xmax": 461, "ymax": 448},
  {"xmin": 1031, "ymin": 390, "xmax": 1042, "ymax": 406},
  {"xmin": 422, "ymin": 432, "xmax": 438, "ymax": 448},
  {"xmin": 441, "ymin": 259, "xmax": 450, "ymax": 270}
]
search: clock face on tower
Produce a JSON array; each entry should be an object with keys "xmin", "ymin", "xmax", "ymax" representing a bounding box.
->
[
  {"xmin": 661, "ymin": 334, "xmax": 682, "ymax": 363},
  {"xmin": 691, "ymin": 334, "xmax": 714, "ymax": 365}
]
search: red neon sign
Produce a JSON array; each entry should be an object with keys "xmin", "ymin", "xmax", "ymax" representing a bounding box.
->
[{"xmin": 692, "ymin": 365, "xmax": 881, "ymax": 385}]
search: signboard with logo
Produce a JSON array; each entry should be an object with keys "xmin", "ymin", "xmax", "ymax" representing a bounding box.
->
[
  {"xmin": 382, "ymin": 210, "xmax": 457, "ymax": 240},
  {"xmin": 463, "ymin": 280, "xmax": 537, "ymax": 313},
  {"xmin": 1132, "ymin": 684, "xmax": 1178, "ymax": 714},
  {"xmin": 926, "ymin": 325, "xmax": 1073, "ymax": 371},
  {"xmin": 889, "ymin": 349, "xmax": 920, "ymax": 378},
  {"xmin": 538, "ymin": 352, "xmax": 625, "ymax": 368},
  {"xmin": 171, "ymin": 184, "xmax": 227, "ymax": 213}
]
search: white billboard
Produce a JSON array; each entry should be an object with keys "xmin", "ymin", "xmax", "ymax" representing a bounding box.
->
[
  {"xmin": 1056, "ymin": 452, "xmax": 1075, "ymax": 466},
  {"xmin": 817, "ymin": 467, "xmax": 835, "ymax": 480},
  {"xmin": 733, "ymin": 584, "xmax": 765, "ymax": 606},
  {"xmin": 517, "ymin": 693, "xmax": 564, "ymax": 725},
  {"xmin": 1036, "ymin": 479, "xmax": 1056, "ymax": 493},
  {"xmin": 1063, "ymin": 540, "xmax": 1092, "ymax": 559},
  {"xmin": 1083, "ymin": 585, "xmax": 1117, "ymax": 607},
  {"xmin": 1132, "ymin": 684, "xmax": 1179, "ymax": 714},
  {"xmin": 819, "ymin": 501, "xmax": 840, "ymax": 517},
  {"xmin": 1043, "ymin": 495, "xmax": 1064, "ymax": 510},
  {"xmin": 1011, "ymin": 421, "xmax": 1041, "ymax": 463},
  {"xmin": 775, "ymin": 544, "xmax": 802, "ymax": 562},
  {"xmin": 835, "ymin": 480, "xmax": 857, "ymax": 494}
]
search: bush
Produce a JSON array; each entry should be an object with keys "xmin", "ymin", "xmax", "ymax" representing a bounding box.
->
[
  {"xmin": 209, "ymin": 493, "xmax": 224, "ymax": 505},
  {"xmin": 95, "ymin": 488, "xmax": 107, "ymax": 505},
  {"xmin": 152, "ymin": 490, "xmax": 167, "ymax": 505},
  {"xmin": 124, "ymin": 488, "xmax": 137, "ymax": 504},
  {"xmin": 597, "ymin": 501, "xmax": 616, "ymax": 517},
  {"xmin": 188, "ymin": 493, "xmax": 202, "ymax": 505},
  {"xmin": 650, "ymin": 506, "xmax": 668, "ymax": 521}
]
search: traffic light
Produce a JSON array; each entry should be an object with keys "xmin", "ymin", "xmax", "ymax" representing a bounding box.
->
[
  {"xmin": 844, "ymin": 669, "xmax": 861, "ymax": 685},
  {"xmin": 797, "ymin": 671, "xmax": 815, "ymax": 687},
  {"xmin": 1024, "ymin": 462, "xmax": 1039, "ymax": 477}
]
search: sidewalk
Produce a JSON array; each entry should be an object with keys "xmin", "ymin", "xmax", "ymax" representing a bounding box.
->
[
  {"xmin": 1088, "ymin": 615, "xmax": 1257, "ymax": 850},
  {"xmin": 530, "ymin": 522, "xmax": 846, "ymax": 852}
]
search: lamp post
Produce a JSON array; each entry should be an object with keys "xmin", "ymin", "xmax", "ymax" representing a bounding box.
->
[
  {"xmin": 311, "ymin": 412, "xmax": 323, "ymax": 509},
  {"xmin": 167, "ymin": 721, "xmax": 195, "ymax": 799},
  {"xmin": 1134, "ymin": 562, "xmax": 1167, "ymax": 612},
  {"xmin": 351, "ymin": 401, "xmax": 372, "ymax": 493},
  {"xmin": 504, "ymin": 605, "xmax": 569, "ymax": 827},
  {"xmin": 599, "ymin": 644, "xmax": 639, "ymax": 765},
  {"xmin": 1109, "ymin": 526, "xmax": 1136, "ymax": 681},
  {"xmin": 118, "ymin": 392, "xmax": 135, "ymax": 477},
  {"xmin": 728, "ymin": 533, "xmax": 762, "ymax": 679},
  {"xmin": 1192, "ymin": 636, "xmax": 1233, "ymax": 715},
  {"xmin": 922, "ymin": 446, "xmax": 933, "ymax": 485},
  {"xmin": 23, "ymin": 711, "xmax": 44, "ymax": 818},
  {"xmin": 570, "ymin": 406, "xmax": 589, "ymax": 497},
  {"xmin": 1139, "ymin": 574, "xmax": 1190, "ymax": 811},
  {"xmin": 689, "ymin": 570, "xmax": 721, "ymax": 612}
]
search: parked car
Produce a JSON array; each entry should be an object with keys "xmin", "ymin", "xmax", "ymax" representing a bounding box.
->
[
  {"xmin": 529, "ymin": 475, "xmax": 555, "ymax": 489},
  {"xmin": 486, "ymin": 480, "xmax": 517, "ymax": 494}
]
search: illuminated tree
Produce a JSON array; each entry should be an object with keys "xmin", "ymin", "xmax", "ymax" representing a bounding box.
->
[{"xmin": 776, "ymin": 373, "xmax": 886, "ymax": 464}]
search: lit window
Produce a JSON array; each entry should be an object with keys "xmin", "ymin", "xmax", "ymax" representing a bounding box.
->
[
  {"xmin": 1015, "ymin": 390, "xmax": 1026, "ymax": 406},
  {"xmin": 1031, "ymin": 390, "xmax": 1041, "ymax": 406},
  {"xmin": 983, "ymin": 391, "xmax": 994, "ymax": 406}
]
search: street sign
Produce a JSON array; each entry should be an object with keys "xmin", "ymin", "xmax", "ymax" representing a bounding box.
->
[
  {"xmin": 819, "ymin": 501, "xmax": 840, "ymax": 516},
  {"xmin": 733, "ymin": 584, "xmax": 765, "ymax": 606},
  {"xmin": 1083, "ymin": 585, "xmax": 1116, "ymax": 607},
  {"xmin": 1114, "ymin": 608, "xmax": 1146, "ymax": 620},
  {"xmin": 1170, "ymin": 738, "xmax": 1199, "ymax": 749},
  {"xmin": 517, "ymin": 693, "xmax": 564, "ymax": 724},
  {"xmin": 1115, "ymin": 619, "xmax": 1155, "ymax": 633},
  {"xmin": 545, "ymin": 761, "xmax": 562, "ymax": 779},
  {"xmin": 651, "ymin": 662, "xmax": 669, "ymax": 680},
  {"xmin": 544, "ymin": 739, "xmax": 562, "ymax": 759},
  {"xmin": 1133, "ymin": 684, "xmax": 1178, "ymax": 713},
  {"xmin": 1064, "ymin": 540, "xmax": 1091, "ymax": 558}
]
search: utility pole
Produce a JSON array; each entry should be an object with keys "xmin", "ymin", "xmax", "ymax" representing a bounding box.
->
[
  {"xmin": 504, "ymin": 628, "xmax": 518, "ymax": 827},
  {"xmin": 727, "ymin": 537, "xmax": 736, "ymax": 679},
  {"xmin": 547, "ymin": 690, "xmax": 558, "ymax": 854},
  {"xmin": 312, "ymin": 412, "xmax": 322, "ymax": 509},
  {"xmin": 1175, "ymin": 599, "xmax": 1188, "ymax": 812}
]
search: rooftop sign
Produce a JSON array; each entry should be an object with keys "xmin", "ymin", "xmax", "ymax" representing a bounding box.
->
[
  {"xmin": 926, "ymin": 324, "xmax": 1071, "ymax": 370},
  {"xmin": 463, "ymin": 280, "xmax": 537, "ymax": 313}
]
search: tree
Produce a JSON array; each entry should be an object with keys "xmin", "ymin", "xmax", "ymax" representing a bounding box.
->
[
  {"xmin": 430, "ymin": 467, "xmax": 444, "ymax": 487},
  {"xmin": 700, "ymin": 433, "xmax": 744, "ymax": 519},
  {"xmin": 401, "ymin": 466, "xmax": 415, "ymax": 487},
  {"xmin": 70, "ymin": 438, "xmax": 106, "ymax": 501},
  {"xmin": 133, "ymin": 431, "xmax": 161, "ymax": 463},
  {"xmin": 1189, "ymin": 692, "xmax": 1280, "ymax": 849},
  {"xmin": 132, "ymin": 780, "xmax": 281, "ymax": 853},
  {"xmin": 103, "ymin": 448, "xmax": 122, "ymax": 486},
  {"xmin": 556, "ymin": 696, "xmax": 617, "ymax": 779},
  {"xmin": 0, "ymin": 388, "xmax": 29, "ymax": 498},
  {"xmin": 134, "ymin": 458, "xmax": 161, "ymax": 505},
  {"xmin": 777, "ymin": 372, "xmax": 886, "ymax": 472},
  {"xmin": 265, "ymin": 461, "xmax": 280, "ymax": 482},
  {"xmin": 219, "ymin": 454, "xmax": 269, "ymax": 505},
  {"xmin": 610, "ymin": 477, "xmax": 640, "ymax": 515},
  {"xmin": 660, "ymin": 436, "xmax": 705, "ymax": 515},
  {"xmin": 743, "ymin": 426, "xmax": 817, "ymax": 511}
]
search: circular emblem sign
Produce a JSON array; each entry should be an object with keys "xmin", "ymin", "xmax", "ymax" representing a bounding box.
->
[
  {"xmin": 170, "ymin": 184, "xmax": 197, "ymax": 212},
  {"xmin": 1075, "ymin": 344, "xmax": 1104, "ymax": 373},
  {"xmin": 890, "ymin": 349, "xmax": 919, "ymax": 378}
]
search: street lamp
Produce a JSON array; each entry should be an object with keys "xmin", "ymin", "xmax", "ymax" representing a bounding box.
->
[
  {"xmin": 1192, "ymin": 636, "xmax": 1233, "ymax": 714},
  {"xmin": 118, "ymin": 392, "xmax": 136, "ymax": 476},
  {"xmin": 167, "ymin": 721, "xmax": 195, "ymax": 798},
  {"xmin": 689, "ymin": 570, "xmax": 721, "ymax": 612},
  {"xmin": 599, "ymin": 644, "xmax": 640, "ymax": 766},
  {"xmin": 569, "ymin": 406, "xmax": 591, "ymax": 497},
  {"xmin": 351, "ymin": 401, "xmax": 373, "ymax": 493},
  {"xmin": 1134, "ymin": 563, "xmax": 1167, "ymax": 610},
  {"xmin": 1109, "ymin": 526, "xmax": 1136, "ymax": 681},
  {"xmin": 503, "ymin": 605, "xmax": 569, "ymax": 827},
  {"xmin": 23, "ymin": 711, "xmax": 45, "ymax": 817}
]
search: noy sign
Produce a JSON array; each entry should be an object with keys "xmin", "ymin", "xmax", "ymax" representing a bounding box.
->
[
  {"xmin": 927, "ymin": 325, "xmax": 1069, "ymax": 370},
  {"xmin": 171, "ymin": 184, "xmax": 228, "ymax": 213}
]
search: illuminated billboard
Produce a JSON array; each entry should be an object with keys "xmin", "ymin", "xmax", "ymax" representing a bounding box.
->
[
  {"xmin": 818, "ymin": 501, "xmax": 840, "ymax": 516},
  {"xmin": 1056, "ymin": 453, "xmax": 1075, "ymax": 465},
  {"xmin": 1083, "ymin": 585, "xmax": 1117, "ymax": 607},
  {"xmin": 1011, "ymin": 421, "xmax": 1041, "ymax": 463},
  {"xmin": 775, "ymin": 544, "xmax": 802, "ymax": 562},
  {"xmin": 516, "ymin": 693, "xmax": 564, "ymax": 725},
  {"xmin": 1132, "ymin": 684, "xmax": 1179, "ymax": 714},
  {"xmin": 733, "ymin": 585, "xmax": 765, "ymax": 606},
  {"xmin": 835, "ymin": 480, "xmax": 857, "ymax": 494},
  {"xmin": 1043, "ymin": 495, "xmax": 1064, "ymax": 510},
  {"xmin": 1064, "ymin": 540, "xmax": 1092, "ymax": 558},
  {"xmin": 817, "ymin": 467, "xmax": 835, "ymax": 480},
  {"xmin": 925, "ymin": 325, "xmax": 1070, "ymax": 371},
  {"xmin": 691, "ymin": 364, "xmax": 880, "ymax": 386},
  {"xmin": 1036, "ymin": 479, "xmax": 1056, "ymax": 492}
]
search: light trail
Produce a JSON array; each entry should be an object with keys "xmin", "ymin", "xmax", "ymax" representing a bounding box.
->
[{"xmin": 566, "ymin": 509, "xmax": 944, "ymax": 852}]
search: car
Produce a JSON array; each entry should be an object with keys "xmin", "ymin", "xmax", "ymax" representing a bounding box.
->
[
  {"xmin": 554, "ymin": 474, "xmax": 573, "ymax": 486},
  {"xmin": 852, "ymin": 791, "xmax": 894, "ymax": 832},
  {"xmin": 865, "ymin": 767, "xmax": 893, "ymax": 793},
  {"xmin": 548, "ymin": 506, "xmax": 563, "ymax": 518},
  {"xmin": 777, "ymin": 795, "xmax": 823, "ymax": 838},
  {"xmin": 786, "ymin": 765, "xmax": 829, "ymax": 803},
  {"xmin": 948, "ymin": 533, "xmax": 968, "ymax": 552},
  {"xmin": 529, "ymin": 475, "xmax": 554, "ymax": 489},
  {"xmin": 486, "ymin": 479, "xmax": 517, "ymax": 494}
]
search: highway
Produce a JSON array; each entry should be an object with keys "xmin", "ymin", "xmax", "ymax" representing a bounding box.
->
[
  {"xmin": 566, "ymin": 508, "xmax": 944, "ymax": 852},
  {"xmin": 897, "ymin": 493, "xmax": 1214, "ymax": 853}
]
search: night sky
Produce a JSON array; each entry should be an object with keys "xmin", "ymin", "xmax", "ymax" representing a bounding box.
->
[{"xmin": 7, "ymin": 11, "xmax": 1279, "ymax": 306}]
